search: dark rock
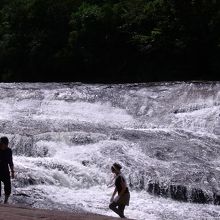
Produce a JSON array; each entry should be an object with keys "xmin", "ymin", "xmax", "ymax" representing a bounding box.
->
[
  {"xmin": 82, "ymin": 160, "xmax": 90, "ymax": 166},
  {"xmin": 170, "ymin": 185, "xmax": 187, "ymax": 202},
  {"xmin": 147, "ymin": 181, "xmax": 215, "ymax": 204},
  {"xmin": 214, "ymin": 193, "xmax": 220, "ymax": 205},
  {"xmin": 147, "ymin": 181, "xmax": 168, "ymax": 197},
  {"xmin": 191, "ymin": 188, "xmax": 208, "ymax": 204}
]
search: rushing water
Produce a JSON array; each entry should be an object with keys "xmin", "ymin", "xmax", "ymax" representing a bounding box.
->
[{"xmin": 0, "ymin": 82, "xmax": 220, "ymax": 220}]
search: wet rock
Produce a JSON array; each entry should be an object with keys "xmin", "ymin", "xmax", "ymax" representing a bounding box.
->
[
  {"xmin": 147, "ymin": 181, "xmax": 214, "ymax": 204},
  {"xmin": 170, "ymin": 185, "xmax": 187, "ymax": 202},
  {"xmin": 82, "ymin": 160, "xmax": 90, "ymax": 166},
  {"xmin": 147, "ymin": 181, "xmax": 169, "ymax": 197},
  {"xmin": 191, "ymin": 188, "xmax": 208, "ymax": 204},
  {"xmin": 214, "ymin": 193, "xmax": 220, "ymax": 205}
]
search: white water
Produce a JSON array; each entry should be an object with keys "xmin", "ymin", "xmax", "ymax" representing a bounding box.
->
[{"xmin": 0, "ymin": 82, "xmax": 220, "ymax": 219}]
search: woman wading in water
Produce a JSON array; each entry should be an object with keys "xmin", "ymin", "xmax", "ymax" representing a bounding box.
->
[{"xmin": 109, "ymin": 163, "xmax": 130, "ymax": 218}]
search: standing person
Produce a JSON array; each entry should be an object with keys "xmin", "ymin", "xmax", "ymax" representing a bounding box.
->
[
  {"xmin": 0, "ymin": 136, "xmax": 14, "ymax": 204},
  {"xmin": 109, "ymin": 163, "xmax": 130, "ymax": 218}
]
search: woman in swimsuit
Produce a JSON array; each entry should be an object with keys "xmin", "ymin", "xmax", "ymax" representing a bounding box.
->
[{"xmin": 109, "ymin": 163, "xmax": 130, "ymax": 218}]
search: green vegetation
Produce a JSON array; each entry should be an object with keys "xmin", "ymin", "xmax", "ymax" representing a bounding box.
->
[{"xmin": 0, "ymin": 0, "xmax": 220, "ymax": 82}]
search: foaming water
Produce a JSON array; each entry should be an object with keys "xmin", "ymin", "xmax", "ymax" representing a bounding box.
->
[{"xmin": 0, "ymin": 82, "xmax": 220, "ymax": 219}]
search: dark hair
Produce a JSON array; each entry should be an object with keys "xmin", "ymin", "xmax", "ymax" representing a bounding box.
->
[
  {"xmin": 111, "ymin": 166, "xmax": 116, "ymax": 172},
  {"xmin": 112, "ymin": 163, "xmax": 122, "ymax": 171},
  {"xmin": 0, "ymin": 136, "xmax": 9, "ymax": 145}
]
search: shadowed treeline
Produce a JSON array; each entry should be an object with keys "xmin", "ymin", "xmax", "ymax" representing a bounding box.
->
[{"xmin": 0, "ymin": 0, "xmax": 220, "ymax": 82}]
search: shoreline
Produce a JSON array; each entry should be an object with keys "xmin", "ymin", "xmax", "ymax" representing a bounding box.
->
[{"xmin": 0, "ymin": 204, "xmax": 134, "ymax": 220}]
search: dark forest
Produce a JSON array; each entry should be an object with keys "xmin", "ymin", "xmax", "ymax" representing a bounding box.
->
[{"xmin": 0, "ymin": 0, "xmax": 220, "ymax": 82}]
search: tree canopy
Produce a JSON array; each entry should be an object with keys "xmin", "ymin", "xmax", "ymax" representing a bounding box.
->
[{"xmin": 0, "ymin": 0, "xmax": 220, "ymax": 82}]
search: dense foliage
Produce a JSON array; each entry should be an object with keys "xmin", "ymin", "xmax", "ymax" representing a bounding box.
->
[{"xmin": 0, "ymin": 0, "xmax": 220, "ymax": 82}]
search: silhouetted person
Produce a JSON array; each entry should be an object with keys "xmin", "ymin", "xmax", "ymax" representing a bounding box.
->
[
  {"xmin": 0, "ymin": 136, "xmax": 14, "ymax": 204},
  {"xmin": 109, "ymin": 163, "xmax": 130, "ymax": 218}
]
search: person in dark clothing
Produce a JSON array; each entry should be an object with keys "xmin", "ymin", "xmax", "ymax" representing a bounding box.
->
[
  {"xmin": 109, "ymin": 163, "xmax": 130, "ymax": 218},
  {"xmin": 0, "ymin": 136, "xmax": 14, "ymax": 204}
]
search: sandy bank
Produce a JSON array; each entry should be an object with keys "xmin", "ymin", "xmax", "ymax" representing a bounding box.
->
[{"xmin": 0, "ymin": 204, "xmax": 133, "ymax": 220}]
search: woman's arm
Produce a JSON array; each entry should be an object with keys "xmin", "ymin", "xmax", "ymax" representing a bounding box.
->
[
  {"xmin": 110, "ymin": 187, "xmax": 117, "ymax": 202},
  {"xmin": 112, "ymin": 187, "xmax": 117, "ymax": 198}
]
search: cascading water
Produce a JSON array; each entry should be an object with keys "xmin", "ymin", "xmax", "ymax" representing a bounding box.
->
[{"xmin": 0, "ymin": 82, "xmax": 220, "ymax": 220}]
